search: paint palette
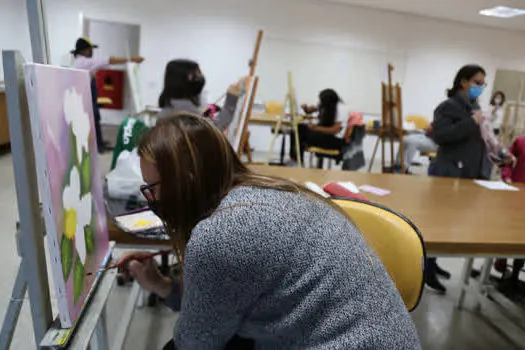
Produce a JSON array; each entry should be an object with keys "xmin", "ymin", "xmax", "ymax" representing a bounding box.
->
[{"xmin": 115, "ymin": 210, "xmax": 164, "ymax": 233}]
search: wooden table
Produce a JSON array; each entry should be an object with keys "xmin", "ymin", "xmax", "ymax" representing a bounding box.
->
[
  {"xmin": 250, "ymin": 165, "xmax": 525, "ymax": 344},
  {"xmin": 249, "ymin": 112, "xmax": 291, "ymax": 127},
  {"xmin": 249, "ymin": 112, "xmax": 314, "ymax": 127},
  {"xmin": 250, "ymin": 165, "xmax": 525, "ymax": 256}
]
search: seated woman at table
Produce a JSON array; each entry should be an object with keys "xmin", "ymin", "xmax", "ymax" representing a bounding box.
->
[
  {"xmin": 119, "ymin": 112, "xmax": 420, "ymax": 350},
  {"xmin": 157, "ymin": 59, "xmax": 243, "ymax": 131},
  {"xmin": 290, "ymin": 89, "xmax": 345, "ymax": 163},
  {"xmin": 426, "ymin": 64, "xmax": 490, "ymax": 294}
]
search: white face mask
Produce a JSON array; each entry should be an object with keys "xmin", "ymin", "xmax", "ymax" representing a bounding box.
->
[{"xmin": 494, "ymin": 98, "xmax": 502, "ymax": 106}]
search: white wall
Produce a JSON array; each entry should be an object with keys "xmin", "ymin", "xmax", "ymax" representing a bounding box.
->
[
  {"xmin": 0, "ymin": 0, "xmax": 32, "ymax": 80},
  {"xmin": 5, "ymin": 0, "xmax": 525, "ymax": 152}
]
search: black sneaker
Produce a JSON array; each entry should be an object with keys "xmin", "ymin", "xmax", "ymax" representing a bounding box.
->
[
  {"xmin": 425, "ymin": 274, "xmax": 447, "ymax": 294},
  {"xmin": 435, "ymin": 265, "xmax": 451, "ymax": 280}
]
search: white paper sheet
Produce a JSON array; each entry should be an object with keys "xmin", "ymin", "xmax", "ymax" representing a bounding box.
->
[
  {"xmin": 474, "ymin": 180, "xmax": 519, "ymax": 191},
  {"xmin": 358, "ymin": 185, "xmax": 391, "ymax": 196},
  {"xmin": 304, "ymin": 181, "xmax": 330, "ymax": 198}
]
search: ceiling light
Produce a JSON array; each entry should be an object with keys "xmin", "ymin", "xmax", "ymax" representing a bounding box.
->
[{"xmin": 479, "ymin": 6, "xmax": 525, "ymax": 18}]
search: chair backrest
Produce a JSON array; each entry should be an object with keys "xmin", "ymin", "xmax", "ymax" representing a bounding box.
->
[
  {"xmin": 405, "ymin": 115, "xmax": 429, "ymax": 130},
  {"xmin": 265, "ymin": 101, "xmax": 285, "ymax": 115},
  {"xmin": 333, "ymin": 198, "xmax": 425, "ymax": 311}
]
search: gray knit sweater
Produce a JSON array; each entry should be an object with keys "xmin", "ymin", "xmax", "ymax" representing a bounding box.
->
[
  {"xmin": 157, "ymin": 93, "xmax": 238, "ymax": 131},
  {"xmin": 169, "ymin": 186, "xmax": 421, "ymax": 349}
]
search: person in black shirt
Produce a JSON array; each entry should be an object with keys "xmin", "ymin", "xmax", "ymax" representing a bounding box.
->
[
  {"xmin": 426, "ymin": 64, "xmax": 488, "ymax": 294},
  {"xmin": 290, "ymin": 89, "xmax": 345, "ymax": 164}
]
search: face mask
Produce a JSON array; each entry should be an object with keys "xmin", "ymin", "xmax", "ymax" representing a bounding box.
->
[
  {"xmin": 468, "ymin": 85, "xmax": 484, "ymax": 100},
  {"xmin": 190, "ymin": 76, "xmax": 206, "ymax": 96},
  {"xmin": 148, "ymin": 200, "xmax": 163, "ymax": 219},
  {"xmin": 494, "ymin": 98, "xmax": 502, "ymax": 106}
]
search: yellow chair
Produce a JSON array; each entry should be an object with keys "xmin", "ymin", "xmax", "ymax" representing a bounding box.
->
[
  {"xmin": 306, "ymin": 147, "xmax": 341, "ymax": 169},
  {"xmin": 265, "ymin": 101, "xmax": 285, "ymax": 116},
  {"xmin": 333, "ymin": 198, "xmax": 425, "ymax": 311},
  {"xmin": 405, "ymin": 115, "xmax": 429, "ymax": 131}
]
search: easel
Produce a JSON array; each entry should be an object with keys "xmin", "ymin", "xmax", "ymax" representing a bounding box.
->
[
  {"xmin": 266, "ymin": 71, "xmax": 302, "ymax": 168},
  {"xmin": 234, "ymin": 76, "xmax": 260, "ymax": 159},
  {"xmin": 238, "ymin": 29, "xmax": 263, "ymax": 163},
  {"xmin": 368, "ymin": 64, "xmax": 404, "ymax": 173},
  {"xmin": 0, "ymin": 1, "xmax": 136, "ymax": 348}
]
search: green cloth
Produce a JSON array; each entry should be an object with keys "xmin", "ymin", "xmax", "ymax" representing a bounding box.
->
[{"xmin": 110, "ymin": 117, "xmax": 149, "ymax": 170}]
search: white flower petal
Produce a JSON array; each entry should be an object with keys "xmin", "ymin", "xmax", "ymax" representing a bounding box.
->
[
  {"xmin": 63, "ymin": 88, "xmax": 91, "ymax": 161},
  {"xmin": 75, "ymin": 228, "xmax": 86, "ymax": 265},
  {"xmin": 77, "ymin": 193, "xmax": 92, "ymax": 227},
  {"xmin": 62, "ymin": 167, "xmax": 81, "ymax": 210},
  {"xmin": 75, "ymin": 193, "xmax": 92, "ymax": 265}
]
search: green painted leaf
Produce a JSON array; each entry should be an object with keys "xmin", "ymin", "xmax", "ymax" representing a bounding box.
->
[
  {"xmin": 84, "ymin": 225, "xmax": 95, "ymax": 255},
  {"xmin": 61, "ymin": 234, "xmax": 73, "ymax": 281},
  {"xmin": 80, "ymin": 149, "xmax": 90, "ymax": 196},
  {"xmin": 69, "ymin": 126, "xmax": 79, "ymax": 169},
  {"xmin": 73, "ymin": 254, "xmax": 84, "ymax": 303}
]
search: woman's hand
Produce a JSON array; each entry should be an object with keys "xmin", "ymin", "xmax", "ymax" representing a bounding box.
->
[
  {"xmin": 227, "ymin": 76, "xmax": 249, "ymax": 96},
  {"xmin": 302, "ymin": 104, "xmax": 317, "ymax": 114},
  {"xmin": 331, "ymin": 123, "xmax": 343, "ymax": 134},
  {"xmin": 472, "ymin": 110, "xmax": 484, "ymax": 125},
  {"xmin": 118, "ymin": 252, "xmax": 173, "ymax": 298},
  {"xmin": 131, "ymin": 56, "xmax": 145, "ymax": 64}
]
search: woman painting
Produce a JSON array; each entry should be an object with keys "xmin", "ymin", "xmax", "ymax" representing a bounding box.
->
[{"xmin": 119, "ymin": 112, "xmax": 420, "ymax": 349}]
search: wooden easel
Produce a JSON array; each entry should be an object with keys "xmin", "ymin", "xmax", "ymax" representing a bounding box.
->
[
  {"xmin": 235, "ymin": 76, "xmax": 259, "ymax": 159},
  {"xmin": 368, "ymin": 64, "xmax": 404, "ymax": 173},
  {"xmin": 266, "ymin": 71, "xmax": 302, "ymax": 167},
  {"xmin": 238, "ymin": 30, "xmax": 264, "ymax": 163}
]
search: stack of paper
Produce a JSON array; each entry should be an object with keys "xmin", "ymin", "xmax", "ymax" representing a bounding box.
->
[{"xmin": 474, "ymin": 180, "xmax": 519, "ymax": 191}]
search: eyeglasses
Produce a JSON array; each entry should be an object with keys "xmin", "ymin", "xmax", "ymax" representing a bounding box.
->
[
  {"xmin": 140, "ymin": 182, "xmax": 160, "ymax": 204},
  {"xmin": 473, "ymin": 80, "xmax": 487, "ymax": 88}
]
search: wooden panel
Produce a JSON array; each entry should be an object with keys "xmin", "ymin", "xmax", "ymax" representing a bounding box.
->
[
  {"xmin": 250, "ymin": 165, "xmax": 525, "ymax": 256},
  {"xmin": 0, "ymin": 92, "xmax": 10, "ymax": 146}
]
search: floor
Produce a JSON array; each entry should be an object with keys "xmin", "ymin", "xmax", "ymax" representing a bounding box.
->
[{"xmin": 0, "ymin": 134, "xmax": 524, "ymax": 349}]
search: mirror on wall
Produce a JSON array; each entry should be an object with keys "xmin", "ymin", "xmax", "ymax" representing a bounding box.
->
[{"xmin": 492, "ymin": 69, "xmax": 525, "ymax": 104}]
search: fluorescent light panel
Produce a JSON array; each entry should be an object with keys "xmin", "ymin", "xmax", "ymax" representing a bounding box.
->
[{"xmin": 479, "ymin": 6, "xmax": 525, "ymax": 18}]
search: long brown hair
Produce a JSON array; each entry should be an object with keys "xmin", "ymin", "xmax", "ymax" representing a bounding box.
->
[{"xmin": 138, "ymin": 112, "xmax": 339, "ymax": 265}]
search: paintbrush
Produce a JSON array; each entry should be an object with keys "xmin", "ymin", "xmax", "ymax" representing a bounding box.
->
[{"xmin": 86, "ymin": 249, "xmax": 173, "ymax": 276}]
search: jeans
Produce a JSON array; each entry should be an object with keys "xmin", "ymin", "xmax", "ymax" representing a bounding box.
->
[{"xmin": 396, "ymin": 133, "xmax": 438, "ymax": 169}]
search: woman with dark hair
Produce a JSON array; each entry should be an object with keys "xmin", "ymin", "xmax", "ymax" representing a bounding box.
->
[
  {"xmin": 119, "ymin": 112, "xmax": 420, "ymax": 350},
  {"xmin": 489, "ymin": 90, "xmax": 506, "ymax": 135},
  {"xmin": 426, "ymin": 64, "xmax": 489, "ymax": 294},
  {"xmin": 157, "ymin": 59, "xmax": 243, "ymax": 131},
  {"xmin": 290, "ymin": 89, "xmax": 345, "ymax": 163}
]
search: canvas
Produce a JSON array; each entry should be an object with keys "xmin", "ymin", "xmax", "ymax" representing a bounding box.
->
[
  {"xmin": 231, "ymin": 76, "xmax": 258, "ymax": 153},
  {"xmin": 24, "ymin": 64, "xmax": 110, "ymax": 328},
  {"xmin": 126, "ymin": 62, "xmax": 143, "ymax": 114}
]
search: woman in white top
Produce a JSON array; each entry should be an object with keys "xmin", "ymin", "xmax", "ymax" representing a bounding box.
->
[{"xmin": 490, "ymin": 91, "xmax": 506, "ymax": 135}]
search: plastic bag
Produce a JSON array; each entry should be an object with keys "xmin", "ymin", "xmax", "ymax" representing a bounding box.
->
[
  {"xmin": 106, "ymin": 148, "xmax": 145, "ymax": 200},
  {"xmin": 480, "ymin": 115, "xmax": 510, "ymax": 164}
]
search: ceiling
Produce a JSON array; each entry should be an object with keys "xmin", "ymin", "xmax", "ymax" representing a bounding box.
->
[{"xmin": 324, "ymin": 0, "xmax": 525, "ymax": 31}]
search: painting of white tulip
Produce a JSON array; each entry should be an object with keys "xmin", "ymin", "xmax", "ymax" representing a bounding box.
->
[{"xmin": 24, "ymin": 64, "xmax": 109, "ymax": 328}]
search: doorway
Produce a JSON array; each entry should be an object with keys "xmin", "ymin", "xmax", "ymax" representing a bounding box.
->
[{"xmin": 81, "ymin": 16, "xmax": 141, "ymax": 125}]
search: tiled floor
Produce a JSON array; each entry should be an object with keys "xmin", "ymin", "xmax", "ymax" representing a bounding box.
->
[{"xmin": 0, "ymin": 142, "xmax": 523, "ymax": 349}]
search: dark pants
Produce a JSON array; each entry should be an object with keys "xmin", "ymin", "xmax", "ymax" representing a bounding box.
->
[
  {"xmin": 290, "ymin": 124, "xmax": 344, "ymax": 163},
  {"xmin": 90, "ymin": 78, "xmax": 105, "ymax": 151},
  {"xmin": 163, "ymin": 336, "xmax": 254, "ymax": 350}
]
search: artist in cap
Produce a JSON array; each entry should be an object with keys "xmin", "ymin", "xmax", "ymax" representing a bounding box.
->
[{"xmin": 71, "ymin": 37, "xmax": 145, "ymax": 153}]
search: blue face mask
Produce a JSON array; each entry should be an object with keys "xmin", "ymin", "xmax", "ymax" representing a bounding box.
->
[{"xmin": 468, "ymin": 85, "xmax": 484, "ymax": 100}]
